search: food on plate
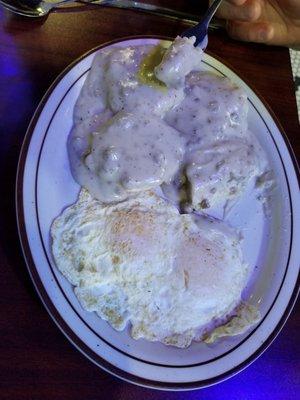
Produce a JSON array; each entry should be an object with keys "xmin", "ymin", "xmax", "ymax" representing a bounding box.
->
[
  {"xmin": 163, "ymin": 71, "xmax": 265, "ymax": 210},
  {"xmin": 154, "ymin": 36, "xmax": 203, "ymax": 88},
  {"xmin": 51, "ymin": 189, "xmax": 253, "ymax": 348},
  {"xmin": 69, "ymin": 43, "xmax": 186, "ymax": 203},
  {"xmin": 51, "ymin": 37, "xmax": 270, "ymax": 347},
  {"xmin": 68, "ymin": 36, "xmax": 267, "ymax": 209},
  {"xmin": 69, "ymin": 112, "xmax": 184, "ymax": 202},
  {"xmin": 204, "ymin": 302, "xmax": 260, "ymax": 344}
]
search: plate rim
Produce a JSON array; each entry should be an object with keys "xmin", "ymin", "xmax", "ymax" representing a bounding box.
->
[{"xmin": 16, "ymin": 35, "xmax": 300, "ymax": 391}]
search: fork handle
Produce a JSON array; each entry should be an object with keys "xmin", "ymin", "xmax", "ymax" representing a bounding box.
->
[
  {"xmin": 182, "ymin": 0, "xmax": 223, "ymax": 46},
  {"xmin": 201, "ymin": 0, "xmax": 223, "ymax": 28}
]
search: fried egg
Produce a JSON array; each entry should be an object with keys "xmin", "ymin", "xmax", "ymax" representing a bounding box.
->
[{"xmin": 51, "ymin": 190, "xmax": 249, "ymax": 347}]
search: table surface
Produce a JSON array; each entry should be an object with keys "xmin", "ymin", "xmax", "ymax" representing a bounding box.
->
[{"xmin": 0, "ymin": 2, "xmax": 299, "ymax": 399}]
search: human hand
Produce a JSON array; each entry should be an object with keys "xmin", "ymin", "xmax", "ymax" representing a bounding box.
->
[{"xmin": 212, "ymin": 0, "xmax": 300, "ymax": 47}]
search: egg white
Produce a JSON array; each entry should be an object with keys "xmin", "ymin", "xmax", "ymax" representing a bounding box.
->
[{"xmin": 51, "ymin": 189, "xmax": 249, "ymax": 347}]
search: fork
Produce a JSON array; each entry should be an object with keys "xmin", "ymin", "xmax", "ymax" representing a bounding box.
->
[{"xmin": 181, "ymin": 0, "xmax": 224, "ymax": 48}]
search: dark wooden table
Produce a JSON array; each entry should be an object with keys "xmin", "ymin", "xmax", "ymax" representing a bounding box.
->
[{"xmin": 0, "ymin": 2, "xmax": 299, "ymax": 399}]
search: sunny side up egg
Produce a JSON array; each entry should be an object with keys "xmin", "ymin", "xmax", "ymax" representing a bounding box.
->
[{"xmin": 51, "ymin": 189, "xmax": 249, "ymax": 348}]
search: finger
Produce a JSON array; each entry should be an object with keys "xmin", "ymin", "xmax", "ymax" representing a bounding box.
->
[
  {"xmin": 215, "ymin": 0, "xmax": 261, "ymax": 22},
  {"xmin": 227, "ymin": 21, "xmax": 276, "ymax": 44},
  {"xmin": 227, "ymin": 20, "xmax": 300, "ymax": 47},
  {"xmin": 210, "ymin": 0, "xmax": 247, "ymax": 6}
]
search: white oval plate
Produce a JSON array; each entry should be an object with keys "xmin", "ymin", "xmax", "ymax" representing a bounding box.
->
[{"xmin": 16, "ymin": 37, "xmax": 300, "ymax": 390}]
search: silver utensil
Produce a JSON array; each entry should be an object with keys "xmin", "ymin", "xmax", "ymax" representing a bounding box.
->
[
  {"xmin": 181, "ymin": 0, "xmax": 224, "ymax": 48},
  {"xmin": 0, "ymin": 0, "xmax": 223, "ymax": 29},
  {"xmin": 0, "ymin": 0, "xmax": 75, "ymax": 17}
]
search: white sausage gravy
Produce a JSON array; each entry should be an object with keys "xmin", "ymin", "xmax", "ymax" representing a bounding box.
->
[{"xmin": 68, "ymin": 36, "xmax": 267, "ymax": 209}]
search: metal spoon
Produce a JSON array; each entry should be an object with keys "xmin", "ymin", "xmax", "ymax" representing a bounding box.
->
[
  {"xmin": 181, "ymin": 0, "xmax": 224, "ymax": 48},
  {"xmin": 0, "ymin": 0, "xmax": 75, "ymax": 17}
]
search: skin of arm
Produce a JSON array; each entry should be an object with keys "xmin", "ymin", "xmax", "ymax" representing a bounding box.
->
[{"xmin": 212, "ymin": 0, "xmax": 300, "ymax": 48}]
